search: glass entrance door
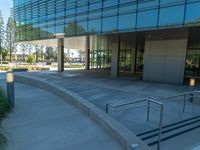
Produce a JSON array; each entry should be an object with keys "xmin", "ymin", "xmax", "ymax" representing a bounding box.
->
[
  {"xmin": 90, "ymin": 49, "xmax": 112, "ymax": 70},
  {"xmin": 119, "ymin": 49, "xmax": 132, "ymax": 72},
  {"xmin": 135, "ymin": 48, "xmax": 144, "ymax": 73}
]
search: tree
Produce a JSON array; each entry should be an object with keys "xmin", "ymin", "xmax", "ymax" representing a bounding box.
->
[
  {"xmin": 64, "ymin": 23, "xmax": 86, "ymax": 35},
  {"xmin": 78, "ymin": 50, "xmax": 85, "ymax": 63},
  {"xmin": 6, "ymin": 16, "xmax": 16, "ymax": 62},
  {"xmin": 20, "ymin": 43, "xmax": 28, "ymax": 62},
  {"xmin": 0, "ymin": 10, "xmax": 5, "ymax": 65},
  {"xmin": 34, "ymin": 45, "xmax": 44, "ymax": 63},
  {"xmin": 26, "ymin": 54, "xmax": 34, "ymax": 64},
  {"xmin": 46, "ymin": 47, "xmax": 57, "ymax": 63}
]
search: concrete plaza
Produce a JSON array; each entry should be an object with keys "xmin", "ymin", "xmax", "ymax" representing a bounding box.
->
[
  {"xmin": 14, "ymin": 70, "xmax": 200, "ymax": 149},
  {"xmin": 1, "ymin": 70, "xmax": 200, "ymax": 150},
  {"xmin": 0, "ymin": 80, "xmax": 123, "ymax": 150}
]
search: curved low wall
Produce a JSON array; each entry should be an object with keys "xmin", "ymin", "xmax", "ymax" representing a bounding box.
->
[{"xmin": 15, "ymin": 74, "xmax": 151, "ymax": 150}]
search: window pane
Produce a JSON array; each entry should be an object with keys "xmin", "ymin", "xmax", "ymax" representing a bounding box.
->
[
  {"xmin": 103, "ymin": 0, "xmax": 118, "ymax": 7},
  {"xmin": 118, "ymin": 13, "xmax": 136, "ymax": 30},
  {"xmin": 185, "ymin": 2, "xmax": 200, "ymax": 25},
  {"xmin": 138, "ymin": 0, "xmax": 159, "ymax": 9},
  {"xmin": 137, "ymin": 10, "xmax": 158, "ymax": 29},
  {"xmin": 119, "ymin": 4, "xmax": 137, "ymax": 14},
  {"xmin": 65, "ymin": 22, "xmax": 76, "ymax": 36},
  {"xmin": 159, "ymin": 5, "xmax": 184, "ymax": 27},
  {"xmin": 76, "ymin": 21, "xmax": 87, "ymax": 35},
  {"xmin": 56, "ymin": 24, "xmax": 64, "ymax": 33},
  {"xmin": 160, "ymin": 0, "xmax": 184, "ymax": 5},
  {"xmin": 88, "ymin": 19, "xmax": 101, "ymax": 33},
  {"xmin": 102, "ymin": 16, "xmax": 117, "ymax": 32}
]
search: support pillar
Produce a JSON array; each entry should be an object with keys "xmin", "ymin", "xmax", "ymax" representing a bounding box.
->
[
  {"xmin": 111, "ymin": 34, "xmax": 120, "ymax": 77},
  {"xmin": 85, "ymin": 35, "xmax": 90, "ymax": 70},
  {"xmin": 57, "ymin": 38, "xmax": 64, "ymax": 72}
]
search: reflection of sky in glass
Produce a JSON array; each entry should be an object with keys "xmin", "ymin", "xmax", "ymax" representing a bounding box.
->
[
  {"xmin": 159, "ymin": 5, "xmax": 185, "ymax": 26},
  {"xmin": 185, "ymin": 2, "xmax": 200, "ymax": 23},
  {"xmin": 137, "ymin": 10, "xmax": 158, "ymax": 28},
  {"xmin": 13, "ymin": 0, "xmax": 200, "ymax": 41}
]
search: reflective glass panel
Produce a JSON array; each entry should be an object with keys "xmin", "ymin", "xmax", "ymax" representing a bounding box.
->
[
  {"xmin": 185, "ymin": 2, "xmax": 200, "ymax": 25},
  {"xmin": 102, "ymin": 16, "xmax": 117, "ymax": 32},
  {"xmin": 159, "ymin": 5, "xmax": 185, "ymax": 26},
  {"xmin": 88, "ymin": 19, "xmax": 101, "ymax": 33},
  {"xmin": 137, "ymin": 10, "xmax": 158, "ymax": 29},
  {"xmin": 118, "ymin": 13, "xmax": 136, "ymax": 30}
]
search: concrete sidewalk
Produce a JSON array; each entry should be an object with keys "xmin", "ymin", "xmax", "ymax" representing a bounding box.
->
[
  {"xmin": 12, "ymin": 70, "xmax": 200, "ymax": 150},
  {"xmin": 0, "ymin": 81, "xmax": 124, "ymax": 150}
]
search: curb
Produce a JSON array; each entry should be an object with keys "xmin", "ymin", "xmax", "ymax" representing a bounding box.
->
[{"xmin": 15, "ymin": 74, "xmax": 151, "ymax": 150}]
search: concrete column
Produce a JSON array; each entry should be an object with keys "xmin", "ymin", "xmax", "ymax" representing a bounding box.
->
[
  {"xmin": 57, "ymin": 38, "xmax": 64, "ymax": 72},
  {"xmin": 111, "ymin": 35, "xmax": 120, "ymax": 77},
  {"xmin": 85, "ymin": 35, "xmax": 90, "ymax": 70}
]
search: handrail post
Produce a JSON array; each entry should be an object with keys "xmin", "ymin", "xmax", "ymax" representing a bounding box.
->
[
  {"xmin": 157, "ymin": 104, "xmax": 164, "ymax": 150},
  {"xmin": 190, "ymin": 93, "xmax": 194, "ymax": 102},
  {"xmin": 147, "ymin": 99, "xmax": 150, "ymax": 122},
  {"xmin": 183, "ymin": 95, "xmax": 186, "ymax": 112},
  {"xmin": 106, "ymin": 103, "xmax": 109, "ymax": 114}
]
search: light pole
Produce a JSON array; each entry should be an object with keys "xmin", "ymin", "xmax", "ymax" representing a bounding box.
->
[{"xmin": 6, "ymin": 71, "xmax": 15, "ymax": 107}]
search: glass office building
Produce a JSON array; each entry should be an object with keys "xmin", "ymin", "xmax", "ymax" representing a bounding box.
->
[{"xmin": 13, "ymin": 0, "xmax": 200, "ymax": 84}]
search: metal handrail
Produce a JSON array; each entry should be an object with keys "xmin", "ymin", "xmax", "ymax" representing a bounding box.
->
[
  {"xmin": 152, "ymin": 91, "xmax": 200, "ymax": 101},
  {"xmin": 105, "ymin": 90, "xmax": 200, "ymax": 150},
  {"xmin": 105, "ymin": 98, "xmax": 164, "ymax": 150},
  {"xmin": 150, "ymin": 90, "xmax": 200, "ymax": 113}
]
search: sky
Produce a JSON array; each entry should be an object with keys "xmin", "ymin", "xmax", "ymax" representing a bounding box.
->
[{"xmin": 0, "ymin": 0, "xmax": 13, "ymax": 24}]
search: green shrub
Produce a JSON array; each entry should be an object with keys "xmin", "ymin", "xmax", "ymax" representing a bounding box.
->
[
  {"xmin": 26, "ymin": 55, "xmax": 35, "ymax": 64},
  {"xmin": 0, "ymin": 87, "xmax": 10, "ymax": 150},
  {"xmin": 64, "ymin": 65, "xmax": 84, "ymax": 68},
  {"xmin": 0, "ymin": 129, "xmax": 7, "ymax": 150},
  {"xmin": 0, "ymin": 66, "xmax": 12, "ymax": 71},
  {"xmin": 0, "ymin": 88, "xmax": 11, "ymax": 117}
]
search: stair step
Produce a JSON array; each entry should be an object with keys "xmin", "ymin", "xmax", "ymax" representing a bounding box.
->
[
  {"xmin": 141, "ymin": 117, "xmax": 200, "ymax": 140},
  {"xmin": 137, "ymin": 116, "xmax": 200, "ymax": 138},
  {"xmin": 146, "ymin": 121, "xmax": 200, "ymax": 146}
]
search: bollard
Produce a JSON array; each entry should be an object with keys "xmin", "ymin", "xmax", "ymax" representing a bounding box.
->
[
  {"xmin": 189, "ymin": 78, "xmax": 195, "ymax": 102},
  {"xmin": 6, "ymin": 71, "xmax": 15, "ymax": 107},
  {"xmin": 106, "ymin": 103, "xmax": 108, "ymax": 114}
]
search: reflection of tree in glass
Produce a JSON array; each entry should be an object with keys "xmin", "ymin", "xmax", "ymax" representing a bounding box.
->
[
  {"xmin": 185, "ymin": 15, "xmax": 200, "ymax": 25},
  {"xmin": 64, "ymin": 23, "xmax": 86, "ymax": 35}
]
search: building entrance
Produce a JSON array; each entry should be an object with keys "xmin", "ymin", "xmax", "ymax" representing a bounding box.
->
[
  {"xmin": 119, "ymin": 33, "xmax": 144, "ymax": 77},
  {"xmin": 90, "ymin": 49, "xmax": 112, "ymax": 70}
]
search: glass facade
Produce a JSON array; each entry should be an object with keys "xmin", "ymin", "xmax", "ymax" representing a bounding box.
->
[
  {"xmin": 119, "ymin": 33, "xmax": 144, "ymax": 74},
  {"xmin": 185, "ymin": 29, "xmax": 200, "ymax": 78},
  {"xmin": 13, "ymin": 0, "xmax": 200, "ymax": 42},
  {"xmin": 89, "ymin": 35, "xmax": 112, "ymax": 70},
  {"xmin": 185, "ymin": 40, "xmax": 200, "ymax": 77}
]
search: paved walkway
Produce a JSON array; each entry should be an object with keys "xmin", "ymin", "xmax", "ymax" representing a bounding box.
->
[
  {"xmin": 11, "ymin": 70, "xmax": 200, "ymax": 150},
  {"xmin": 0, "ymin": 80, "xmax": 123, "ymax": 150}
]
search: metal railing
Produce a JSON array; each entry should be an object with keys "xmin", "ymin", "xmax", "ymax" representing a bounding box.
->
[
  {"xmin": 105, "ymin": 90, "xmax": 200, "ymax": 150},
  {"xmin": 150, "ymin": 90, "xmax": 200, "ymax": 113},
  {"xmin": 105, "ymin": 98, "xmax": 164, "ymax": 150}
]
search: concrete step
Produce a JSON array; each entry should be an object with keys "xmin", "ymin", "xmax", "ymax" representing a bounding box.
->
[{"xmin": 137, "ymin": 116, "xmax": 200, "ymax": 146}]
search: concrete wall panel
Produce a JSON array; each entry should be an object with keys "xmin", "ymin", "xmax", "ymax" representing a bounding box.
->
[
  {"xmin": 143, "ymin": 39, "xmax": 188, "ymax": 84},
  {"xmin": 64, "ymin": 36, "xmax": 87, "ymax": 50}
]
